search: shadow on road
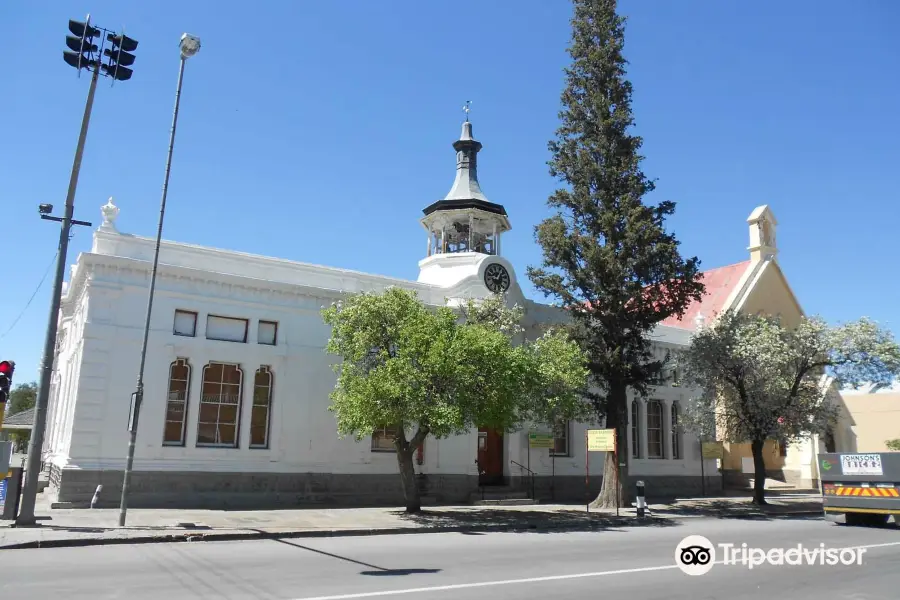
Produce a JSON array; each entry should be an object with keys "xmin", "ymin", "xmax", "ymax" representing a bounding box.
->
[
  {"xmin": 267, "ymin": 537, "xmax": 443, "ymax": 577},
  {"xmin": 392, "ymin": 508, "xmax": 680, "ymax": 532},
  {"xmin": 649, "ymin": 500, "xmax": 824, "ymax": 521}
]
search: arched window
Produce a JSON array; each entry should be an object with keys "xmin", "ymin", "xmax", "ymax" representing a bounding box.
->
[
  {"xmin": 163, "ymin": 358, "xmax": 191, "ymax": 446},
  {"xmin": 250, "ymin": 366, "xmax": 273, "ymax": 449},
  {"xmin": 671, "ymin": 401, "xmax": 681, "ymax": 459},
  {"xmin": 197, "ymin": 362, "xmax": 243, "ymax": 447},
  {"xmin": 631, "ymin": 401, "xmax": 641, "ymax": 459},
  {"xmin": 647, "ymin": 400, "xmax": 664, "ymax": 458}
]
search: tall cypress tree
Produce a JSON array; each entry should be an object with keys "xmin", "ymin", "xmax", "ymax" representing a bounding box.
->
[{"xmin": 527, "ymin": 0, "xmax": 705, "ymax": 508}]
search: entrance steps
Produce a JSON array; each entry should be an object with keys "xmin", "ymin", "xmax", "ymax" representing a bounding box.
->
[
  {"xmin": 469, "ymin": 486, "xmax": 539, "ymax": 506},
  {"xmin": 748, "ymin": 477, "xmax": 810, "ymax": 491}
]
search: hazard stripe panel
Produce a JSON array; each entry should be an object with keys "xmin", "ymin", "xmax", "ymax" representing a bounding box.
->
[{"xmin": 830, "ymin": 487, "xmax": 900, "ymax": 497}]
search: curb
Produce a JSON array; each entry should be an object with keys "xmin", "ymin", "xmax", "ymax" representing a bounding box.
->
[
  {"xmin": 0, "ymin": 516, "xmax": 658, "ymax": 550},
  {"xmin": 0, "ymin": 509, "xmax": 823, "ymax": 550},
  {"xmin": 718, "ymin": 510, "xmax": 823, "ymax": 519}
]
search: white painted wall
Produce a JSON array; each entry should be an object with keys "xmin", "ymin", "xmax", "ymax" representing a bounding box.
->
[{"xmin": 48, "ymin": 220, "xmax": 706, "ymax": 484}]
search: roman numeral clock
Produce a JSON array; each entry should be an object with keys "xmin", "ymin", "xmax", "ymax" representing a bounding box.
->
[{"xmin": 483, "ymin": 262, "xmax": 510, "ymax": 293}]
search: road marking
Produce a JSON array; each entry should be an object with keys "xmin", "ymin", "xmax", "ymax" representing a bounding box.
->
[{"xmin": 290, "ymin": 540, "xmax": 900, "ymax": 600}]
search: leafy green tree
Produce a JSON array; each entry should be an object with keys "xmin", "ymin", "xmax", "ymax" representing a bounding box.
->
[
  {"xmin": 527, "ymin": 0, "xmax": 704, "ymax": 508},
  {"xmin": 8, "ymin": 382, "xmax": 36, "ymax": 416},
  {"xmin": 6, "ymin": 382, "xmax": 37, "ymax": 451},
  {"xmin": 322, "ymin": 288, "xmax": 590, "ymax": 512},
  {"xmin": 885, "ymin": 439, "xmax": 900, "ymax": 451},
  {"xmin": 680, "ymin": 311, "xmax": 900, "ymax": 504}
]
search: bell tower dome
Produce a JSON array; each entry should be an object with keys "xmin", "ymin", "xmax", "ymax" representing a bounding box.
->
[{"xmin": 417, "ymin": 115, "xmax": 512, "ymax": 287}]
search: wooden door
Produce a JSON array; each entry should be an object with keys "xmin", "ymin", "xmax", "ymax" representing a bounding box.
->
[{"xmin": 477, "ymin": 427, "xmax": 504, "ymax": 485}]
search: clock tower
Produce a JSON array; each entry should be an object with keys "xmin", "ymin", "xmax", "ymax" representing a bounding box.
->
[{"xmin": 417, "ymin": 117, "xmax": 515, "ymax": 295}]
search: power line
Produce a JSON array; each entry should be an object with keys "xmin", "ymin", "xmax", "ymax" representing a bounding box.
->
[{"xmin": 0, "ymin": 250, "xmax": 61, "ymax": 341}]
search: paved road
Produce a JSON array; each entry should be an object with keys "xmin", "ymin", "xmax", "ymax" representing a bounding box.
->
[{"xmin": 0, "ymin": 516, "xmax": 897, "ymax": 599}]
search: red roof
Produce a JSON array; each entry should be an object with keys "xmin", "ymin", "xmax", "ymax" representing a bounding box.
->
[{"xmin": 660, "ymin": 261, "xmax": 751, "ymax": 330}]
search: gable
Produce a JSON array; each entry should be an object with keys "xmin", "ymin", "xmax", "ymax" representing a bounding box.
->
[{"xmin": 732, "ymin": 260, "xmax": 804, "ymax": 329}]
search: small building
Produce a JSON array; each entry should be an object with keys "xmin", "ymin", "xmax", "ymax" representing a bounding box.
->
[
  {"xmin": 45, "ymin": 120, "xmax": 716, "ymax": 508},
  {"xmin": 838, "ymin": 382, "xmax": 900, "ymax": 452},
  {"xmin": 1, "ymin": 407, "xmax": 34, "ymax": 453}
]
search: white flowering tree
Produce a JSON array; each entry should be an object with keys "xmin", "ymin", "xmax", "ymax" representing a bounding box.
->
[{"xmin": 679, "ymin": 310, "xmax": 900, "ymax": 505}]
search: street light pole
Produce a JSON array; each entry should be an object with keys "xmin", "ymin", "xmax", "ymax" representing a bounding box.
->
[{"xmin": 118, "ymin": 33, "xmax": 201, "ymax": 527}]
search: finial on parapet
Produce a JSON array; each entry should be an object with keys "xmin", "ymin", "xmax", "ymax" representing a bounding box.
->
[{"xmin": 100, "ymin": 197, "xmax": 119, "ymax": 232}]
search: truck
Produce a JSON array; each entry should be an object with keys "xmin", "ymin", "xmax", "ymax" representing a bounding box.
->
[{"xmin": 818, "ymin": 452, "xmax": 900, "ymax": 526}]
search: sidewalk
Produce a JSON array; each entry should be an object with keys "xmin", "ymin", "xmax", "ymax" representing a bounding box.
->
[{"xmin": 0, "ymin": 495, "xmax": 823, "ymax": 550}]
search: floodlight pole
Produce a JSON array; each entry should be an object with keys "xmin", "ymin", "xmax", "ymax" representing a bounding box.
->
[
  {"xmin": 119, "ymin": 35, "xmax": 199, "ymax": 527},
  {"xmin": 17, "ymin": 59, "xmax": 101, "ymax": 526}
]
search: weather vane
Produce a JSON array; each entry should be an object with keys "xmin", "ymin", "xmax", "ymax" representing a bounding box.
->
[{"xmin": 463, "ymin": 100, "xmax": 471, "ymax": 121}]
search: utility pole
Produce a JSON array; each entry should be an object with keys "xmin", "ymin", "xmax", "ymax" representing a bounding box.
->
[
  {"xmin": 118, "ymin": 33, "xmax": 201, "ymax": 527},
  {"xmin": 16, "ymin": 16, "xmax": 139, "ymax": 526}
]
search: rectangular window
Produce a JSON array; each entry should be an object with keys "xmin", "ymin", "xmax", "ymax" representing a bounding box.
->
[
  {"xmin": 631, "ymin": 401, "xmax": 640, "ymax": 459},
  {"xmin": 371, "ymin": 425, "xmax": 398, "ymax": 452},
  {"xmin": 173, "ymin": 310, "xmax": 197, "ymax": 337},
  {"xmin": 550, "ymin": 420, "xmax": 570, "ymax": 457},
  {"xmin": 647, "ymin": 400, "xmax": 664, "ymax": 458},
  {"xmin": 197, "ymin": 362, "xmax": 243, "ymax": 447},
  {"xmin": 206, "ymin": 315, "xmax": 248, "ymax": 343},
  {"xmin": 258, "ymin": 320, "xmax": 277, "ymax": 346},
  {"xmin": 163, "ymin": 359, "xmax": 191, "ymax": 446}
]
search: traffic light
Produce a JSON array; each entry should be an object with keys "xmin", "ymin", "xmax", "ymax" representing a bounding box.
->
[
  {"xmin": 103, "ymin": 32, "xmax": 138, "ymax": 81},
  {"xmin": 0, "ymin": 360, "xmax": 13, "ymax": 400},
  {"xmin": 64, "ymin": 19, "xmax": 101, "ymax": 71},
  {"xmin": 0, "ymin": 360, "xmax": 14, "ymax": 425}
]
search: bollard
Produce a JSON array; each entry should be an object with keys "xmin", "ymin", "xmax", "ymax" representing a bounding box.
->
[
  {"xmin": 635, "ymin": 480, "xmax": 646, "ymax": 518},
  {"xmin": 91, "ymin": 484, "xmax": 102, "ymax": 509}
]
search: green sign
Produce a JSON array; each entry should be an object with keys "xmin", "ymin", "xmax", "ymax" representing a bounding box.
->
[
  {"xmin": 528, "ymin": 433, "xmax": 555, "ymax": 449},
  {"xmin": 821, "ymin": 459, "xmax": 833, "ymax": 471}
]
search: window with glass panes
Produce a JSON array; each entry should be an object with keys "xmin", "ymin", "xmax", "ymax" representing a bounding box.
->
[{"xmin": 197, "ymin": 362, "xmax": 243, "ymax": 447}]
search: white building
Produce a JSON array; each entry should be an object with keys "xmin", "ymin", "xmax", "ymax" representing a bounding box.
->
[{"xmin": 44, "ymin": 120, "xmax": 712, "ymax": 508}]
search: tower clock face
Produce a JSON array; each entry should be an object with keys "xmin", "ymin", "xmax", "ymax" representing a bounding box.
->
[{"xmin": 484, "ymin": 263, "xmax": 510, "ymax": 293}]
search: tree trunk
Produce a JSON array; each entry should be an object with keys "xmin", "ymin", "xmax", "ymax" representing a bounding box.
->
[
  {"xmin": 395, "ymin": 425, "xmax": 429, "ymax": 513},
  {"xmin": 397, "ymin": 448, "xmax": 421, "ymax": 513},
  {"xmin": 591, "ymin": 383, "xmax": 629, "ymax": 509},
  {"xmin": 750, "ymin": 438, "xmax": 767, "ymax": 505}
]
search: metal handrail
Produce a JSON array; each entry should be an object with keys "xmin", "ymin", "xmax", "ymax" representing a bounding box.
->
[
  {"xmin": 510, "ymin": 460, "xmax": 536, "ymax": 500},
  {"xmin": 510, "ymin": 460, "xmax": 534, "ymax": 475}
]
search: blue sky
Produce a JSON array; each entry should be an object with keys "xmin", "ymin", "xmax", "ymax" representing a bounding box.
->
[{"xmin": 2, "ymin": 0, "xmax": 898, "ymax": 382}]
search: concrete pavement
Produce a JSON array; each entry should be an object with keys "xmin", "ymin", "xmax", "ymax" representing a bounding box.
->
[
  {"xmin": 0, "ymin": 496, "xmax": 825, "ymax": 549},
  {"xmin": 0, "ymin": 516, "xmax": 896, "ymax": 599}
]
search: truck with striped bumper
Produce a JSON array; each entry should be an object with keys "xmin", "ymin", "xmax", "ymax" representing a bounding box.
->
[{"xmin": 818, "ymin": 452, "xmax": 899, "ymax": 526}]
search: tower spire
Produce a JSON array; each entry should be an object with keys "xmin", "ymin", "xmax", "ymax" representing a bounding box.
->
[
  {"xmin": 444, "ymin": 115, "xmax": 489, "ymax": 203},
  {"xmin": 419, "ymin": 113, "xmax": 511, "ymax": 268}
]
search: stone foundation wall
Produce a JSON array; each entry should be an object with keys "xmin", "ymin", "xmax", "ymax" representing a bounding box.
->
[
  {"xmin": 54, "ymin": 468, "xmax": 722, "ymax": 509},
  {"xmin": 55, "ymin": 469, "xmax": 479, "ymax": 509},
  {"xmin": 509, "ymin": 474, "xmax": 721, "ymax": 503}
]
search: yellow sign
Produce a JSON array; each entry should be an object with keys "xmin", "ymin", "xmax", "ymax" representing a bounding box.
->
[
  {"xmin": 587, "ymin": 428, "xmax": 616, "ymax": 452},
  {"xmin": 701, "ymin": 442, "xmax": 724, "ymax": 459},
  {"xmin": 528, "ymin": 433, "xmax": 555, "ymax": 449}
]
